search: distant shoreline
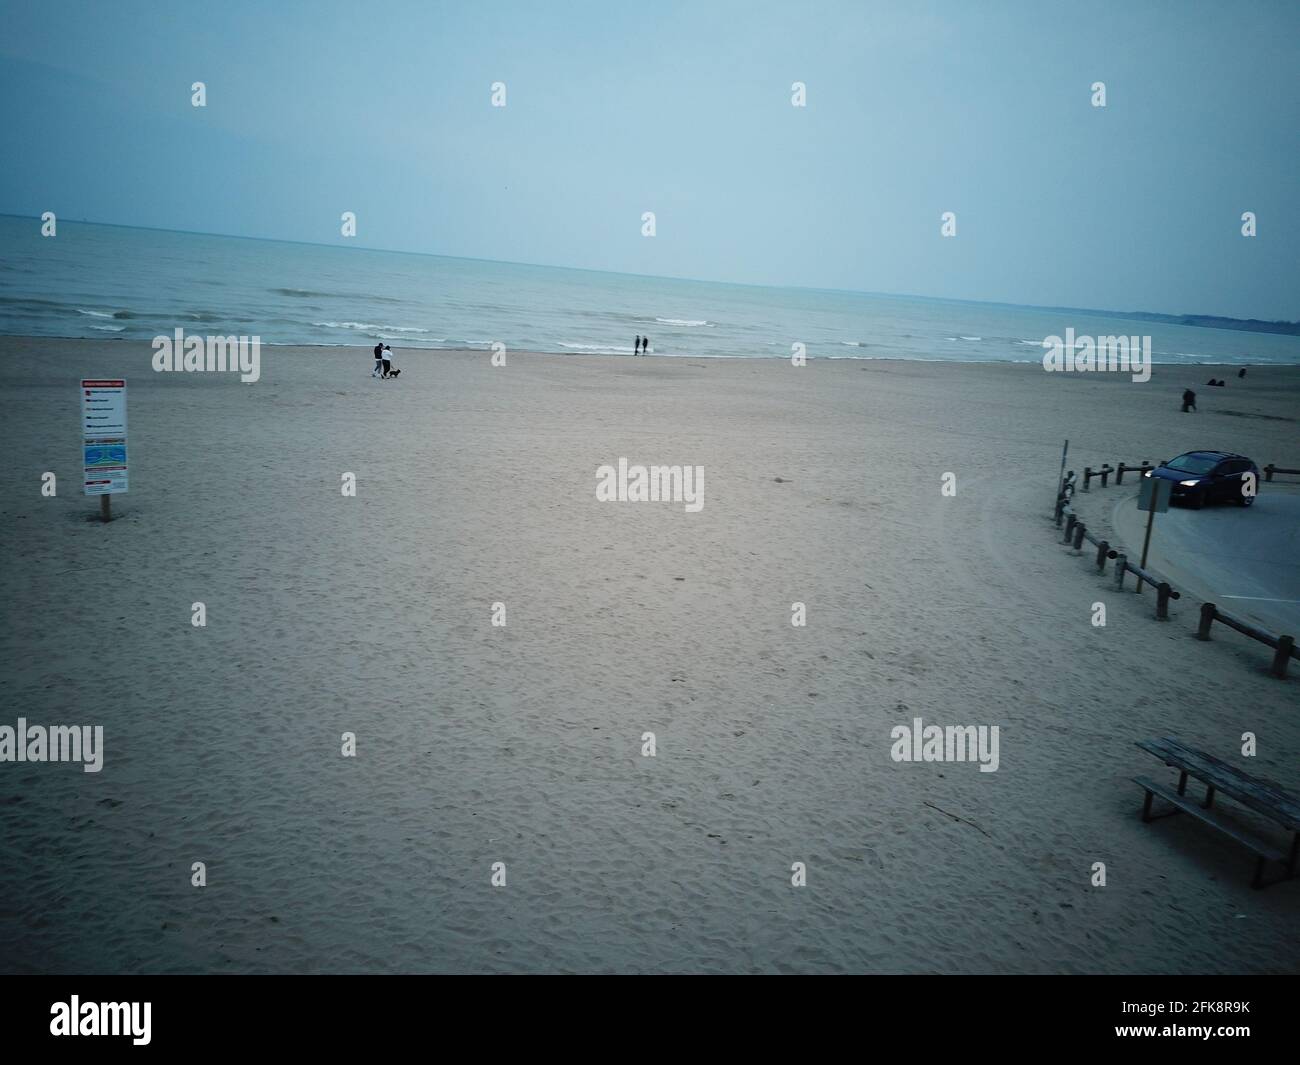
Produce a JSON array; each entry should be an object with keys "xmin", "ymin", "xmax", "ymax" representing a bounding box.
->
[{"xmin": 1026, "ymin": 307, "xmax": 1300, "ymax": 337}]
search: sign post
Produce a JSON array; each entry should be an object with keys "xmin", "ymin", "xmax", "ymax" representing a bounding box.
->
[
  {"xmin": 81, "ymin": 379, "xmax": 128, "ymax": 521},
  {"xmin": 1135, "ymin": 476, "xmax": 1171, "ymax": 592}
]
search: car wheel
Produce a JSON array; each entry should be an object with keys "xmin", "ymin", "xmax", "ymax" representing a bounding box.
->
[{"xmin": 1188, "ymin": 490, "xmax": 1205, "ymax": 509}]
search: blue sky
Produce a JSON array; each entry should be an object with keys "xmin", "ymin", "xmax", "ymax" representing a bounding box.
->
[{"xmin": 1, "ymin": 0, "xmax": 1296, "ymax": 319}]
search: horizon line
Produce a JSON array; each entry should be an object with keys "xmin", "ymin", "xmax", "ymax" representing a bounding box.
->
[{"xmin": 2, "ymin": 212, "xmax": 1296, "ymax": 331}]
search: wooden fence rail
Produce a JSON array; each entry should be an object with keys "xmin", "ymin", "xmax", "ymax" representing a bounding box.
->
[
  {"xmin": 1112, "ymin": 553, "xmax": 1181, "ymax": 619},
  {"xmin": 1076, "ymin": 459, "xmax": 1295, "ymax": 492},
  {"xmin": 1114, "ymin": 461, "xmax": 1152, "ymax": 485},
  {"xmin": 1051, "ymin": 491, "xmax": 1294, "ymax": 677},
  {"xmin": 1263, "ymin": 464, "xmax": 1300, "ymax": 482},
  {"xmin": 1082, "ymin": 463, "xmax": 1114, "ymax": 490},
  {"xmin": 1197, "ymin": 603, "xmax": 1298, "ymax": 679}
]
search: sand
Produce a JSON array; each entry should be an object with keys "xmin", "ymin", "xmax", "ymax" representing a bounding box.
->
[{"xmin": 0, "ymin": 336, "xmax": 1297, "ymax": 974}]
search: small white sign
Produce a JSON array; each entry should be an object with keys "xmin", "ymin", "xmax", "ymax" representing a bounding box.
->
[
  {"xmin": 82, "ymin": 379, "xmax": 128, "ymax": 496},
  {"xmin": 1138, "ymin": 476, "xmax": 1171, "ymax": 513}
]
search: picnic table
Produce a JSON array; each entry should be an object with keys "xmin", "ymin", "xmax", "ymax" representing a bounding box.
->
[{"xmin": 1134, "ymin": 736, "xmax": 1300, "ymax": 889}]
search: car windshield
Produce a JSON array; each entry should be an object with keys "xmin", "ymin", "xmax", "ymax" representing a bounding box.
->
[{"xmin": 1166, "ymin": 454, "xmax": 1219, "ymax": 475}]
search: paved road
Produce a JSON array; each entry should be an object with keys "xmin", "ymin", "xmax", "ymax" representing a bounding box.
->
[{"xmin": 1112, "ymin": 482, "xmax": 1300, "ymax": 635}]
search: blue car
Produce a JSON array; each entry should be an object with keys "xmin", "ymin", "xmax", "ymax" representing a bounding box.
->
[{"xmin": 1144, "ymin": 450, "xmax": 1260, "ymax": 509}]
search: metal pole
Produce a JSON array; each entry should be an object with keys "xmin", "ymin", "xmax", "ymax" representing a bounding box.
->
[
  {"xmin": 1056, "ymin": 439, "xmax": 1068, "ymax": 507},
  {"xmin": 100, "ymin": 495, "xmax": 111, "ymax": 523},
  {"xmin": 1135, "ymin": 505, "xmax": 1156, "ymax": 592}
]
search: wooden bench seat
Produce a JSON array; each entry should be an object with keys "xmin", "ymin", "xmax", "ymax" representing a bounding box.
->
[
  {"xmin": 1134, "ymin": 775, "xmax": 1286, "ymax": 888},
  {"xmin": 1137, "ymin": 738, "xmax": 1300, "ymax": 832}
]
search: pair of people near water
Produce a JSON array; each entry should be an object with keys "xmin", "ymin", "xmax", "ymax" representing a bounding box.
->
[
  {"xmin": 372, "ymin": 342, "xmax": 399, "ymax": 378},
  {"xmin": 633, "ymin": 335, "xmax": 651, "ymax": 355}
]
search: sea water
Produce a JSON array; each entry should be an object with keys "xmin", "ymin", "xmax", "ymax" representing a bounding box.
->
[{"xmin": 2, "ymin": 214, "xmax": 1296, "ymax": 365}]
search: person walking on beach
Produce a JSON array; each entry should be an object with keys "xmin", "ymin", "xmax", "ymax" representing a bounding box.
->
[
  {"xmin": 634, "ymin": 335, "xmax": 642, "ymax": 355},
  {"xmin": 642, "ymin": 336, "xmax": 649, "ymax": 355},
  {"xmin": 381, "ymin": 344, "xmax": 394, "ymax": 378},
  {"xmin": 1181, "ymin": 387, "xmax": 1197, "ymax": 412},
  {"xmin": 372, "ymin": 342, "xmax": 384, "ymax": 378},
  {"xmin": 1238, "ymin": 367, "xmax": 1247, "ymax": 378}
]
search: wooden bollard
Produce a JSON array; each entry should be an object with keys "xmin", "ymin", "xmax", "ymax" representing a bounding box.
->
[
  {"xmin": 1264, "ymin": 464, "xmax": 1275, "ymax": 483},
  {"xmin": 1115, "ymin": 464, "xmax": 1125, "ymax": 486},
  {"xmin": 1099, "ymin": 463, "xmax": 1113, "ymax": 488},
  {"xmin": 1054, "ymin": 496, "xmax": 1066, "ymax": 525},
  {"xmin": 1197, "ymin": 602, "xmax": 1216, "ymax": 640},
  {"xmin": 1156, "ymin": 582, "xmax": 1173, "ymax": 620},
  {"xmin": 1072, "ymin": 523, "xmax": 1086, "ymax": 552},
  {"xmin": 1063, "ymin": 514, "xmax": 1077, "ymax": 542},
  {"xmin": 1095, "ymin": 539, "xmax": 1110, "ymax": 571},
  {"xmin": 1114, "ymin": 554, "xmax": 1127, "ymax": 591},
  {"xmin": 1271, "ymin": 635, "xmax": 1295, "ymax": 679},
  {"xmin": 1083, "ymin": 466, "xmax": 1093, "ymax": 491}
]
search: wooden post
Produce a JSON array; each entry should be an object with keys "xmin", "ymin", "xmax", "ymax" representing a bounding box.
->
[
  {"xmin": 1072, "ymin": 523, "xmax": 1086, "ymax": 552},
  {"xmin": 1114, "ymin": 554, "xmax": 1126, "ymax": 591},
  {"xmin": 1196, "ymin": 602, "xmax": 1216, "ymax": 640},
  {"xmin": 1156, "ymin": 582, "xmax": 1172, "ymax": 620},
  {"xmin": 1096, "ymin": 539, "xmax": 1110, "ymax": 571},
  {"xmin": 1063, "ymin": 514, "xmax": 1076, "ymax": 543},
  {"xmin": 1116, "ymin": 464, "xmax": 1125, "ymax": 486},
  {"xmin": 1271, "ymin": 635, "xmax": 1294, "ymax": 680},
  {"xmin": 1083, "ymin": 466, "xmax": 1093, "ymax": 491},
  {"xmin": 100, "ymin": 495, "xmax": 111, "ymax": 523},
  {"xmin": 1264, "ymin": 464, "xmax": 1274, "ymax": 483},
  {"xmin": 1054, "ymin": 496, "xmax": 1066, "ymax": 526},
  {"xmin": 1100, "ymin": 463, "xmax": 1113, "ymax": 488}
]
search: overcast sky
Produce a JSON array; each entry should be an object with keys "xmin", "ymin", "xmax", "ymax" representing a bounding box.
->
[{"xmin": 1, "ymin": 0, "xmax": 1296, "ymax": 320}]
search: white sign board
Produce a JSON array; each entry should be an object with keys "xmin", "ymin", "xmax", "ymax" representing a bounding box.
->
[
  {"xmin": 1138, "ymin": 476, "xmax": 1171, "ymax": 513},
  {"xmin": 82, "ymin": 379, "xmax": 128, "ymax": 495}
]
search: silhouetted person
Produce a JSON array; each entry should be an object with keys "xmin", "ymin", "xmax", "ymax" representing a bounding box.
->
[
  {"xmin": 634, "ymin": 335, "xmax": 642, "ymax": 355},
  {"xmin": 643, "ymin": 336, "xmax": 650, "ymax": 355},
  {"xmin": 372, "ymin": 342, "xmax": 384, "ymax": 377},
  {"xmin": 1238, "ymin": 367, "xmax": 1247, "ymax": 378},
  {"xmin": 1181, "ymin": 388, "xmax": 1197, "ymax": 412}
]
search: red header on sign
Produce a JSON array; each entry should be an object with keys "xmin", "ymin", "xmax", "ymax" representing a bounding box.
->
[{"xmin": 81, "ymin": 379, "xmax": 126, "ymax": 387}]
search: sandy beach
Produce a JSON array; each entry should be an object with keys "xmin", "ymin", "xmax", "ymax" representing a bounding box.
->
[{"xmin": 1, "ymin": 336, "xmax": 1297, "ymax": 974}]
